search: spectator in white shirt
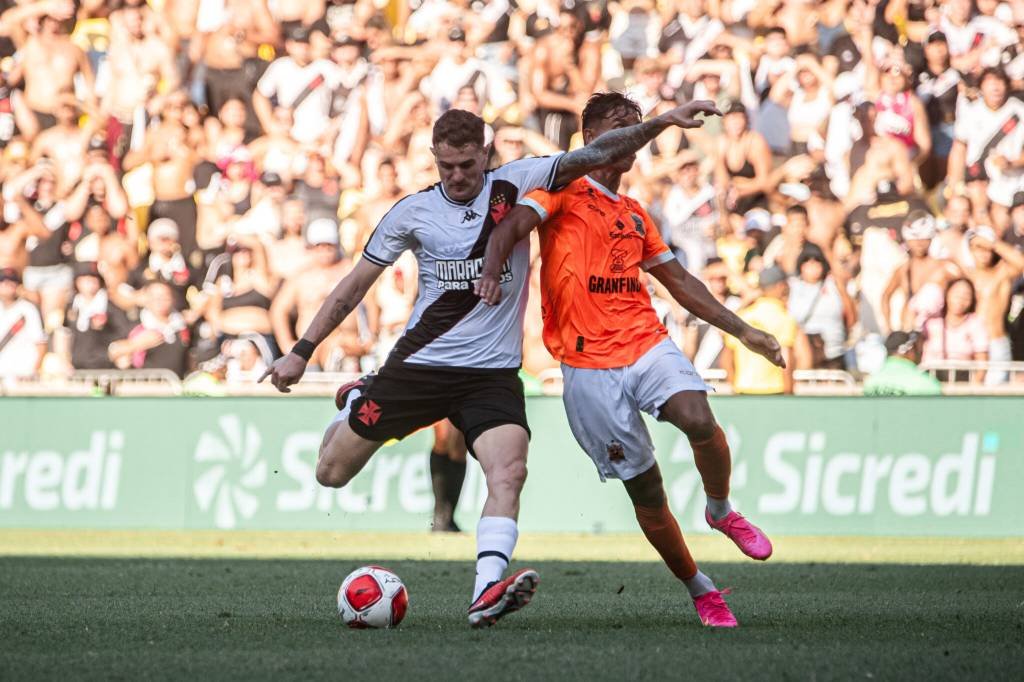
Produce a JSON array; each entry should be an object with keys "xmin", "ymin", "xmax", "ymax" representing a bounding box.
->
[
  {"xmin": 948, "ymin": 68, "xmax": 1024, "ymax": 232},
  {"xmin": 0, "ymin": 268, "xmax": 47, "ymax": 380},
  {"xmin": 253, "ymin": 25, "xmax": 341, "ymax": 145},
  {"xmin": 663, "ymin": 150, "xmax": 718, "ymax": 271}
]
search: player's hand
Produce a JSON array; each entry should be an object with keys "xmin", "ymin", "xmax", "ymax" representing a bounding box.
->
[
  {"xmin": 474, "ymin": 273, "xmax": 503, "ymax": 305},
  {"xmin": 659, "ymin": 100, "xmax": 722, "ymax": 129},
  {"xmin": 740, "ymin": 327, "xmax": 785, "ymax": 368},
  {"xmin": 258, "ymin": 353, "xmax": 307, "ymax": 393}
]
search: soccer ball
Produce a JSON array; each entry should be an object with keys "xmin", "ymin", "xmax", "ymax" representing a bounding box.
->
[{"xmin": 337, "ymin": 566, "xmax": 409, "ymax": 629}]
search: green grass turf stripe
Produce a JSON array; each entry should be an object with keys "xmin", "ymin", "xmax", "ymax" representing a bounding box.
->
[
  {"xmin": 2, "ymin": 557, "xmax": 1023, "ymax": 681},
  {"xmin": 1, "ymin": 530, "xmax": 1023, "ymax": 565}
]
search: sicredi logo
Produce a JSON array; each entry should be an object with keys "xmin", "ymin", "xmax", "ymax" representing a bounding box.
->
[
  {"xmin": 273, "ymin": 432, "xmax": 436, "ymax": 515},
  {"xmin": 758, "ymin": 432, "xmax": 997, "ymax": 516},
  {"xmin": 193, "ymin": 415, "xmax": 267, "ymax": 529},
  {"xmin": 188, "ymin": 424, "xmax": 455, "ymax": 525},
  {"xmin": 0, "ymin": 432, "xmax": 123, "ymax": 511}
]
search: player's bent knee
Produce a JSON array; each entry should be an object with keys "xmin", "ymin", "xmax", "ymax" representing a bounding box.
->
[
  {"xmin": 665, "ymin": 394, "xmax": 717, "ymax": 441},
  {"xmin": 488, "ymin": 459, "xmax": 528, "ymax": 496},
  {"xmin": 624, "ymin": 465, "xmax": 666, "ymax": 508},
  {"xmin": 685, "ymin": 412, "xmax": 717, "ymax": 441},
  {"xmin": 315, "ymin": 422, "xmax": 378, "ymax": 489},
  {"xmin": 315, "ymin": 459, "xmax": 352, "ymax": 488}
]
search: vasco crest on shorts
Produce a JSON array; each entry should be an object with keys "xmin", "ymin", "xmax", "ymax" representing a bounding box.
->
[{"xmin": 606, "ymin": 440, "xmax": 626, "ymax": 462}]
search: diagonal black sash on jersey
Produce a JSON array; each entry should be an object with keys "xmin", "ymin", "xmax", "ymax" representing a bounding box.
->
[
  {"xmin": 0, "ymin": 315, "xmax": 26, "ymax": 353},
  {"xmin": 967, "ymin": 113, "xmax": 1020, "ymax": 182},
  {"xmin": 386, "ymin": 180, "xmax": 518, "ymax": 365},
  {"xmin": 289, "ymin": 73, "xmax": 327, "ymax": 110}
]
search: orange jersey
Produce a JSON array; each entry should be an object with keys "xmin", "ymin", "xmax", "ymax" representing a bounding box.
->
[{"xmin": 522, "ymin": 176, "xmax": 676, "ymax": 369}]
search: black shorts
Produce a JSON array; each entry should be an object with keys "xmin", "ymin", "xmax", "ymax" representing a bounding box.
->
[{"xmin": 345, "ymin": 364, "xmax": 529, "ymax": 455}]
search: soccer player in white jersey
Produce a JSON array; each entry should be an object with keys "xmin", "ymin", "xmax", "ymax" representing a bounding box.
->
[{"xmin": 261, "ymin": 103, "xmax": 721, "ymax": 628}]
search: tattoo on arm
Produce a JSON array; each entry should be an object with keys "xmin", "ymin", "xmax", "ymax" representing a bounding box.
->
[
  {"xmin": 553, "ymin": 117, "xmax": 670, "ymax": 185},
  {"xmin": 305, "ymin": 297, "xmax": 355, "ymax": 347},
  {"xmin": 299, "ymin": 262, "xmax": 384, "ymax": 349}
]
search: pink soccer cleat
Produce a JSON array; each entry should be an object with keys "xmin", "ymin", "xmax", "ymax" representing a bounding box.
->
[
  {"xmin": 706, "ymin": 508, "xmax": 773, "ymax": 561},
  {"xmin": 693, "ymin": 589, "xmax": 738, "ymax": 628},
  {"xmin": 467, "ymin": 568, "xmax": 539, "ymax": 628}
]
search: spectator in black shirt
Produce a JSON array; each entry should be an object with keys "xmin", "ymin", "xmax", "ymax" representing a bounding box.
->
[
  {"xmin": 20, "ymin": 161, "xmax": 72, "ymax": 330},
  {"xmin": 915, "ymin": 32, "xmax": 961, "ymax": 188},
  {"xmin": 123, "ymin": 219, "xmax": 200, "ymax": 313},
  {"xmin": 1007, "ymin": 193, "xmax": 1024, "ymax": 361},
  {"xmin": 109, "ymin": 281, "xmax": 192, "ymax": 378},
  {"xmin": 57, "ymin": 262, "xmax": 131, "ymax": 370},
  {"xmin": 292, "ymin": 150, "xmax": 341, "ymax": 224}
]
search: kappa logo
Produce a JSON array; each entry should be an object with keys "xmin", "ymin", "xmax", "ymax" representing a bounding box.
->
[
  {"xmin": 193, "ymin": 415, "xmax": 267, "ymax": 529},
  {"xmin": 462, "ymin": 209, "xmax": 482, "ymax": 223},
  {"xmin": 357, "ymin": 400, "xmax": 383, "ymax": 426}
]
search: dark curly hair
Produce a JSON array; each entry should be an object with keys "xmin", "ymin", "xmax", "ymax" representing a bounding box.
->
[{"xmin": 580, "ymin": 92, "xmax": 642, "ymax": 131}]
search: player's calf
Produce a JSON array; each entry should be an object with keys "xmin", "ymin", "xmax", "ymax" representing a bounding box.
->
[{"xmin": 475, "ymin": 424, "xmax": 530, "ymax": 518}]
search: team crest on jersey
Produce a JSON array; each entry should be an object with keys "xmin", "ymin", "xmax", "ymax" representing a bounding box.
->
[
  {"xmin": 610, "ymin": 248, "xmax": 627, "ymax": 273},
  {"xmin": 490, "ymin": 194, "xmax": 511, "ymax": 223}
]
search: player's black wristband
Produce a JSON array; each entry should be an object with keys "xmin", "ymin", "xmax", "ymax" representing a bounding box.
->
[{"xmin": 291, "ymin": 339, "xmax": 316, "ymax": 361}]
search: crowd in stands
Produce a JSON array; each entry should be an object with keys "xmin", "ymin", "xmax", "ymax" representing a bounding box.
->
[{"xmin": 1, "ymin": 0, "xmax": 1024, "ymax": 394}]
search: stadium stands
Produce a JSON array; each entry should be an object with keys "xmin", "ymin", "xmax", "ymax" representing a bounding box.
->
[{"xmin": 1, "ymin": 0, "xmax": 1023, "ymax": 395}]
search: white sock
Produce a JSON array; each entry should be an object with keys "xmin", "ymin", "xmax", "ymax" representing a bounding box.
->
[
  {"xmin": 683, "ymin": 570, "xmax": 717, "ymax": 598},
  {"xmin": 706, "ymin": 496, "xmax": 733, "ymax": 521},
  {"xmin": 473, "ymin": 516, "xmax": 519, "ymax": 601}
]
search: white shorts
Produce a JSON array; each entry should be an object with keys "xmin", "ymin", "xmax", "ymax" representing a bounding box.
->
[
  {"xmin": 561, "ymin": 338, "xmax": 711, "ymax": 482},
  {"xmin": 22, "ymin": 264, "xmax": 72, "ymax": 293}
]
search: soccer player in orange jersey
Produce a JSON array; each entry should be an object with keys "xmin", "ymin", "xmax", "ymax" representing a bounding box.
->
[{"xmin": 476, "ymin": 93, "xmax": 785, "ymax": 628}]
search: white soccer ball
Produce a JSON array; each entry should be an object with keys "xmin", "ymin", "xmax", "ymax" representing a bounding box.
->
[{"xmin": 337, "ymin": 566, "xmax": 409, "ymax": 629}]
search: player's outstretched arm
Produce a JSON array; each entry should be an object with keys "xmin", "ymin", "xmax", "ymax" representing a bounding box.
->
[
  {"xmin": 259, "ymin": 259, "xmax": 385, "ymax": 392},
  {"xmin": 475, "ymin": 205, "xmax": 544, "ymax": 305},
  {"xmin": 648, "ymin": 258, "xmax": 786, "ymax": 368},
  {"xmin": 551, "ymin": 100, "xmax": 722, "ymax": 187}
]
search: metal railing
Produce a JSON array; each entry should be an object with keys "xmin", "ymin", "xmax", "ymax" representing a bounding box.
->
[
  {"xmin": 2, "ymin": 369, "xmax": 184, "ymax": 396},
  {"xmin": 921, "ymin": 360, "xmax": 1024, "ymax": 385},
  {"xmin": 4, "ymin": 363, "xmax": 1024, "ymax": 397}
]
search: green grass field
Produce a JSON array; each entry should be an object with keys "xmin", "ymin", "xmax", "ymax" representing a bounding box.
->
[{"xmin": 2, "ymin": 533, "xmax": 1023, "ymax": 681}]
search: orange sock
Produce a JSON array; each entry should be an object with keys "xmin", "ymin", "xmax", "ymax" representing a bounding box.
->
[
  {"xmin": 688, "ymin": 425, "xmax": 731, "ymax": 500},
  {"xmin": 634, "ymin": 502, "xmax": 697, "ymax": 581}
]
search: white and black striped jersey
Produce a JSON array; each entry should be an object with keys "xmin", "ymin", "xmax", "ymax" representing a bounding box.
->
[{"xmin": 362, "ymin": 154, "xmax": 563, "ymax": 371}]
